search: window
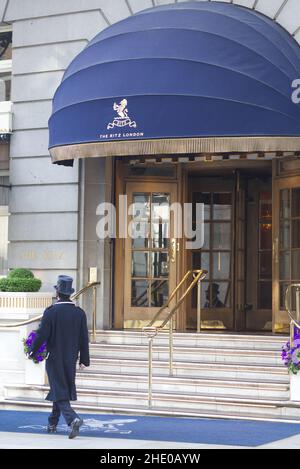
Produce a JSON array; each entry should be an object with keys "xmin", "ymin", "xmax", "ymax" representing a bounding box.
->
[
  {"xmin": 0, "ymin": 28, "xmax": 12, "ymax": 102},
  {"xmin": 130, "ymin": 192, "xmax": 170, "ymax": 307},
  {"xmin": 0, "ymin": 72, "xmax": 11, "ymax": 101}
]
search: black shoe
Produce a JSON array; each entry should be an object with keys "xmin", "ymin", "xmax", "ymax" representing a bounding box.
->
[
  {"xmin": 68, "ymin": 418, "xmax": 83, "ymax": 439},
  {"xmin": 47, "ymin": 424, "xmax": 57, "ymax": 434}
]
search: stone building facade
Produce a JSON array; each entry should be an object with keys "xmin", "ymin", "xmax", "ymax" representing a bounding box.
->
[{"xmin": 2, "ymin": 0, "xmax": 300, "ymax": 332}]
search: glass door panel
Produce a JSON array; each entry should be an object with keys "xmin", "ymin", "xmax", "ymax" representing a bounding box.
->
[
  {"xmin": 257, "ymin": 191, "xmax": 272, "ymax": 310},
  {"xmin": 243, "ymin": 178, "xmax": 272, "ymax": 331}
]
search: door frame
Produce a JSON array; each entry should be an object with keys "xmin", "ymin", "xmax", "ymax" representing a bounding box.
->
[{"xmin": 272, "ymin": 158, "xmax": 300, "ymax": 333}]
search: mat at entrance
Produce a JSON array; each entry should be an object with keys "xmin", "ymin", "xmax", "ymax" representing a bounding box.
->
[{"xmin": 0, "ymin": 410, "xmax": 300, "ymax": 447}]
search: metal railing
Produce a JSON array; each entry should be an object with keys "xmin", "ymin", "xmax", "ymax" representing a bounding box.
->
[
  {"xmin": 285, "ymin": 284, "xmax": 300, "ymax": 347},
  {"xmin": 143, "ymin": 269, "xmax": 207, "ymax": 407},
  {"xmin": 0, "ymin": 281, "xmax": 100, "ymax": 343}
]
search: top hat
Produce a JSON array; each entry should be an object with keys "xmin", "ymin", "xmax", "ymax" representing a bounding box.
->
[
  {"xmin": 206, "ymin": 283, "xmax": 220, "ymax": 294},
  {"xmin": 54, "ymin": 275, "xmax": 75, "ymax": 295}
]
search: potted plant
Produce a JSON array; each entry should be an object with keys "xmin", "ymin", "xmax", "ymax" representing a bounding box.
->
[
  {"xmin": 0, "ymin": 268, "xmax": 52, "ymax": 319},
  {"xmin": 0, "ymin": 268, "xmax": 42, "ymax": 292},
  {"xmin": 0, "ymin": 268, "xmax": 52, "ymax": 388},
  {"xmin": 281, "ymin": 339, "xmax": 300, "ymax": 401}
]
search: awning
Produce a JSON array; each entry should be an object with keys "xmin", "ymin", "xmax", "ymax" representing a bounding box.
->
[{"xmin": 49, "ymin": 1, "xmax": 300, "ymax": 165}]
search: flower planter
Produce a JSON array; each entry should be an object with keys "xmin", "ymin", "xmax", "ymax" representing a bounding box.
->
[
  {"xmin": 25, "ymin": 358, "xmax": 46, "ymax": 385},
  {"xmin": 290, "ymin": 373, "xmax": 300, "ymax": 401},
  {"xmin": 0, "ymin": 292, "xmax": 53, "ymax": 320}
]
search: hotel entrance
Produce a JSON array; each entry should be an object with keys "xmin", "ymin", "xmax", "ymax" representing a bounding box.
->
[
  {"xmin": 113, "ymin": 156, "xmax": 300, "ymax": 334},
  {"xmin": 114, "ymin": 158, "xmax": 280, "ymax": 332}
]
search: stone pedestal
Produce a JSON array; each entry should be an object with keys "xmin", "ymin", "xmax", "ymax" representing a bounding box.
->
[
  {"xmin": 0, "ymin": 292, "xmax": 52, "ymax": 396},
  {"xmin": 25, "ymin": 358, "xmax": 46, "ymax": 385},
  {"xmin": 290, "ymin": 373, "xmax": 300, "ymax": 401}
]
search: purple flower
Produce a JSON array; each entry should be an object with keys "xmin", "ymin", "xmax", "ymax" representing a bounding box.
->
[
  {"xmin": 281, "ymin": 339, "xmax": 300, "ymax": 374},
  {"xmin": 22, "ymin": 329, "xmax": 47, "ymax": 365}
]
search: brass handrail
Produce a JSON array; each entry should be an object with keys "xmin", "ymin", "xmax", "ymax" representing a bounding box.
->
[
  {"xmin": 143, "ymin": 269, "xmax": 207, "ymax": 407},
  {"xmin": 285, "ymin": 284, "xmax": 300, "ymax": 347},
  {"xmin": 148, "ymin": 270, "xmax": 191, "ymax": 327},
  {"xmin": 72, "ymin": 281, "xmax": 100, "ymax": 301},
  {"xmin": 159, "ymin": 270, "xmax": 207, "ymax": 329},
  {"xmin": 0, "ymin": 281, "xmax": 100, "ymax": 343}
]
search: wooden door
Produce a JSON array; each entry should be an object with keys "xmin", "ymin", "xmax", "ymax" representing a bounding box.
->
[
  {"xmin": 273, "ymin": 159, "xmax": 300, "ymax": 332},
  {"xmin": 123, "ymin": 181, "xmax": 178, "ymax": 328},
  {"xmin": 187, "ymin": 177, "xmax": 234, "ymax": 330}
]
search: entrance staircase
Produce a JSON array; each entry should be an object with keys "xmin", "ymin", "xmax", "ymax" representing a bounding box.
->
[{"xmin": 2, "ymin": 330, "xmax": 300, "ymax": 422}]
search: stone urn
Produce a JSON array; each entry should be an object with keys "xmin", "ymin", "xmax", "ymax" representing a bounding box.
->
[{"xmin": 290, "ymin": 373, "xmax": 300, "ymax": 401}]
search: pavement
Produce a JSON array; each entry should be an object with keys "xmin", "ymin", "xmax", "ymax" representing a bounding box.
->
[
  {"xmin": 3, "ymin": 430, "xmax": 300, "ymax": 449},
  {"xmin": 1, "ymin": 408, "xmax": 300, "ymax": 449}
]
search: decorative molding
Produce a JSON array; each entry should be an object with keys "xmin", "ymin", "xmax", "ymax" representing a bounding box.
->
[
  {"xmin": 50, "ymin": 136, "xmax": 300, "ymax": 163},
  {"xmin": 0, "ymin": 59, "xmax": 11, "ymax": 73}
]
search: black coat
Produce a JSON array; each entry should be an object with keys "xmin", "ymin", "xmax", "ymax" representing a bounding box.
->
[{"xmin": 29, "ymin": 300, "xmax": 90, "ymax": 402}]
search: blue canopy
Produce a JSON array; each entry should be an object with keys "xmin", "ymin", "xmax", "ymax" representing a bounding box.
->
[{"xmin": 49, "ymin": 1, "xmax": 300, "ymax": 164}]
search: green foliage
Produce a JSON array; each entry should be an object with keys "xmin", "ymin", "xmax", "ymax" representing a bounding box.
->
[
  {"xmin": 0, "ymin": 268, "xmax": 42, "ymax": 292},
  {"xmin": 288, "ymin": 363, "xmax": 300, "ymax": 375},
  {"xmin": 8, "ymin": 268, "xmax": 34, "ymax": 279},
  {"xmin": 288, "ymin": 348, "xmax": 300, "ymax": 375}
]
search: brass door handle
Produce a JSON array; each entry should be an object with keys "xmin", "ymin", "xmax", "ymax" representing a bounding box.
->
[
  {"xmin": 273, "ymin": 237, "xmax": 279, "ymax": 264},
  {"xmin": 170, "ymin": 238, "xmax": 176, "ymax": 263}
]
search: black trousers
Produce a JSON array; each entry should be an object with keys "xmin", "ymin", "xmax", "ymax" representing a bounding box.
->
[{"xmin": 48, "ymin": 400, "xmax": 79, "ymax": 426}]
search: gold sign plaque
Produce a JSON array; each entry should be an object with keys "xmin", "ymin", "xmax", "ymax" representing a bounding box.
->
[{"xmin": 89, "ymin": 267, "xmax": 98, "ymax": 283}]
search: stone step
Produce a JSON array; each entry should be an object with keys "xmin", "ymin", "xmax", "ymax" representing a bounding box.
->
[
  {"xmin": 75, "ymin": 371, "xmax": 289, "ymax": 399},
  {"xmin": 3, "ymin": 384, "xmax": 300, "ymax": 420},
  {"xmin": 2, "ymin": 331, "xmax": 290, "ymax": 424},
  {"xmin": 89, "ymin": 343, "xmax": 282, "ymax": 365},
  {"xmin": 88, "ymin": 357, "xmax": 288, "ymax": 383},
  {"xmin": 95, "ymin": 330, "xmax": 287, "ymax": 350}
]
